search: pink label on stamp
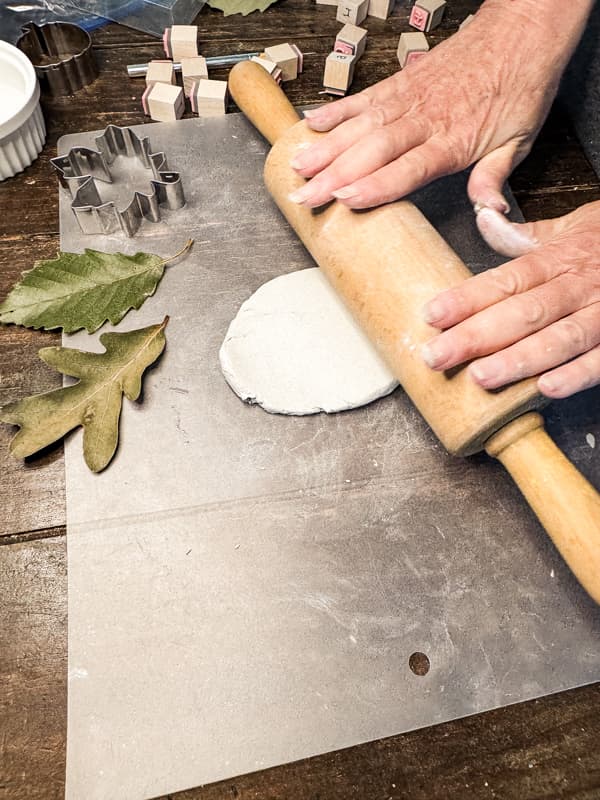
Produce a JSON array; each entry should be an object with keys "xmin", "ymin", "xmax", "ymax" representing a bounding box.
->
[
  {"xmin": 291, "ymin": 43, "xmax": 304, "ymax": 73},
  {"xmin": 334, "ymin": 40, "xmax": 355, "ymax": 55},
  {"xmin": 406, "ymin": 50, "xmax": 427, "ymax": 64},
  {"xmin": 163, "ymin": 28, "xmax": 172, "ymax": 57},
  {"xmin": 409, "ymin": 5, "xmax": 429, "ymax": 30},
  {"xmin": 141, "ymin": 86, "xmax": 151, "ymax": 115}
]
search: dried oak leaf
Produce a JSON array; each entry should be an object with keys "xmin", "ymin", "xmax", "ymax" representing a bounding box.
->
[
  {"xmin": 0, "ymin": 240, "xmax": 192, "ymax": 334},
  {"xmin": 0, "ymin": 318, "xmax": 168, "ymax": 473}
]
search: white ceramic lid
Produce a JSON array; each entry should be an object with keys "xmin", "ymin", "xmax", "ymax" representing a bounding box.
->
[{"xmin": 0, "ymin": 40, "xmax": 40, "ymax": 140}]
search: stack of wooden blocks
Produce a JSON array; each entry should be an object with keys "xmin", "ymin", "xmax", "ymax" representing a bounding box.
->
[
  {"xmin": 318, "ymin": 0, "xmax": 448, "ymax": 95},
  {"xmin": 315, "ymin": 0, "xmax": 395, "ymax": 96},
  {"xmin": 396, "ymin": 0, "xmax": 446, "ymax": 68},
  {"xmin": 142, "ymin": 59, "xmax": 184, "ymax": 122},
  {"xmin": 142, "ymin": 25, "xmax": 229, "ymax": 122},
  {"xmin": 323, "ymin": 23, "xmax": 367, "ymax": 95},
  {"xmin": 262, "ymin": 43, "xmax": 304, "ymax": 81}
]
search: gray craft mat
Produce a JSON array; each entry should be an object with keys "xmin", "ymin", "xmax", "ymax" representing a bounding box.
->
[{"xmin": 60, "ymin": 117, "xmax": 600, "ymax": 800}]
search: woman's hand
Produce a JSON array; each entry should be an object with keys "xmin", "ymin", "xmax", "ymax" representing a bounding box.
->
[
  {"xmin": 422, "ymin": 201, "xmax": 600, "ymax": 399},
  {"xmin": 288, "ymin": 0, "xmax": 592, "ymax": 213}
]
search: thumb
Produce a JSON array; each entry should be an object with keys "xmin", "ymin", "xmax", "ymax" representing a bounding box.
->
[
  {"xmin": 468, "ymin": 142, "xmax": 573, "ymax": 258},
  {"xmin": 467, "ymin": 141, "xmax": 524, "ymax": 214},
  {"xmin": 474, "ymin": 206, "xmax": 575, "ymax": 259}
]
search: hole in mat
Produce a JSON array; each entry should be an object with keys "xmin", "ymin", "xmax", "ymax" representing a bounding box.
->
[{"xmin": 409, "ymin": 652, "xmax": 430, "ymax": 676}]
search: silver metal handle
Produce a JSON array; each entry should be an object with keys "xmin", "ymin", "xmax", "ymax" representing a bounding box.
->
[{"xmin": 127, "ymin": 52, "xmax": 261, "ymax": 78}]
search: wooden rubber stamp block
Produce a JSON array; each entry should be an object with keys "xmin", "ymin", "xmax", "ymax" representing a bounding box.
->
[
  {"xmin": 164, "ymin": 25, "xmax": 199, "ymax": 60},
  {"xmin": 409, "ymin": 0, "xmax": 446, "ymax": 32},
  {"xmin": 191, "ymin": 78, "xmax": 228, "ymax": 117},
  {"xmin": 181, "ymin": 56, "xmax": 208, "ymax": 97},
  {"xmin": 142, "ymin": 82, "xmax": 184, "ymax": 122},
  {"xmin": 397, "ymin": 31, "xmax": 429, "ymax": 68},
  {"xmin": 250, "ymin": 56, "xmax": 283, "ymax": 83},
  {"xmin": 323, "ymin": 51, "xmax": 356, "ymax": 95},
  {"xmin": 367, "ymin": 0, "xmax": 394, "ymax": 19},
  {"xmin": 145, "ymin": 59, "xmax": 176, "ymax": 87},
  {"xmin": 336, "ymin": 0, "xmax": 369, "ymax": 27},
  {"xmin": 263, "ymin": 43, "xmax": 303, "ymax": 81},
  {"xmin": 334, "ymin": 24, "xmax": 367, "ymax": 58},
  {"xmin": 316, "ymin": 0, "xmax": 338, "ymax": 5}
]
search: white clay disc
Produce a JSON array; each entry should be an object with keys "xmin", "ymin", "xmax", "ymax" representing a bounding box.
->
[{"xmin": 219, "ymin": 268, "xmax": 399, "ymax": 415}]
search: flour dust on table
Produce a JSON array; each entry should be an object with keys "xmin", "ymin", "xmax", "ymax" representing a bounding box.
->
[{"xmin": 219, "ymin": 267, "xmax": 400, "ymax": 415}]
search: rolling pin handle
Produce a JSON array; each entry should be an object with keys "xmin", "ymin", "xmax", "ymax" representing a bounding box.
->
[
  {"xmin": 485, "ymin": 412, "xmax": 600, "ymax": 605},
  {"xmin": 228, "ymin": 60, "xmax": 301, "ymax": 146}
]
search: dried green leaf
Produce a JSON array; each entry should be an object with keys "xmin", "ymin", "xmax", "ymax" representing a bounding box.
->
[
  {"xmin": 0, "ymin": 318, "xmax": 168, "ymax": 472},
  {"xmin": 0, "ymin": 240, "xmax": 192, "ymax": 334},
  {"xmin": 207, "ymin": 0, "xmax": 278, "ymax": 15}
]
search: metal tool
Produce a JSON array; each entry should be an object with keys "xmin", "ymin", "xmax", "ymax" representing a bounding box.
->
[
  {"xmin": 16, "ymin": 22, "xmax": 97, "ymax": 96},
  {"xmin": 127, "ymin": 52, "xmax": 261, "ymax": 78},
  {"xmin": 51, "ymin": 125, "xmax": 185, "ymax": 237}
]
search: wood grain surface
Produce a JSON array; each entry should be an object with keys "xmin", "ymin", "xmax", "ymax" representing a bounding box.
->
[{"xmin": 1, "ymin": 1, "xmax": 599, "ymax": 797}]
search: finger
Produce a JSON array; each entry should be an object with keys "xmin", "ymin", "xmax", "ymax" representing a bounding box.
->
[
  {"xmin": 467, "ymin": 304, "xmax": 600, "ymax": 389},
  {"xmin": 328, "ymin": 138, "xmax": 461, "ymax": 209},
  {"xmin": 423, "ymin": 249, "xmax": 557, "ymax": 329},
  {"xmin": 288, "ymin": 120, "xmax": 428, "ymax": 207},
  {"xmin": 538, "ymin": 344, "xmax": 600, "ymax": 399},
  {"xmin": 467, "ymin": 141, "xmax": 527, "ymax": 214},
  {"xmin": 303, "ymin": 74, "xmax": 405, "ymax": 132},
  {"xmin": 292, "ymin": 104, "xmax": 414, "ymax": 177},
  {"xmin": 475, "ymin": 207, "xmax": 575, "ymax": 258},
  {"xmin": 421, "ymin": 273, "xmax": 594, "ymax": 371}
]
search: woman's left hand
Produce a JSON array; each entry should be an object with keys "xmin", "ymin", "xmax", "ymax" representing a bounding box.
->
[{"xmin": 421, "ymin": 200, "xmax": 600, "ymax": 399}]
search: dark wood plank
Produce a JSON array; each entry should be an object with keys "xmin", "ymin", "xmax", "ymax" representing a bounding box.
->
[
  {"xmin": 0, "ymin": 535, "xmax": 67, "ymax": 800},
  {"xmin": 0, "ymin": 236, "xmax": 64, "ymax": 538},
  {"xmin": 1, "ymin": 3, "xmax": 600, "ymax": 799}
]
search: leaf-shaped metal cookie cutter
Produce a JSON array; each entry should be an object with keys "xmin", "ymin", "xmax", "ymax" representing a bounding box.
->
[{"xmin": 51, "ymin": 124, "xmax": 186, "ymax": 237}]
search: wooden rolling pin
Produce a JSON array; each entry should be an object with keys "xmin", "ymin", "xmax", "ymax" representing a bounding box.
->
[{"xmin": 228, "ymin": 60, "xmax": 600, "ymax": 604}]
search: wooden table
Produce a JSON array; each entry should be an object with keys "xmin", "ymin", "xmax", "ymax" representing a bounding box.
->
[{"xmin": 1, "ymin": 2, "xmax": 599, "ymax": 797}]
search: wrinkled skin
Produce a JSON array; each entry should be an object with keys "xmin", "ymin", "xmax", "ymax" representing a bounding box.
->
[
  {"xmin": 289, "ymin": 1, "xmax": 599, "ymax": 399},
  {"xmin": 423, "ymin": 202, "xmax": 600, "ymax": 399}
]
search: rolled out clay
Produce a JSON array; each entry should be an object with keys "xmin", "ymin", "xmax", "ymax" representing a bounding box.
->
[{"xmin": 219, "ymin": 268, "xmax": 399, "ymax": 415}]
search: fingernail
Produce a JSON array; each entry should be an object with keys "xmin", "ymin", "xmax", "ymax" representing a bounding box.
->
[
  {"xmin": 303, "ymin": 109, "xmax": 319, "ymax": 119},
  {"xmin": 290, "ymin": 143, "xmax": 312, "ymax": 170},
  {"xmin": 423, "ymin": 299, "xmax": 445, "ymax": 325},
  {"xmin": 332, "ymin": 186, "xmax": 359, "ymax": 200},
  {"xmin": 290, "ymin": 155, "xmax": 307, "ymax": 170},
  {"xmin": 469, "ymin": 361, "xmax": 494, "ymax": 384},
  {"xmin": 538, "ymin": 374, "xmax": 563, "ymax": 394},
  {"xmin": 421, "ymin": 340, "xmax": 448, "ymax": 369},
  {"xmin": 288, "ymin": 186, "xmax": 312, "ymax": 204},
  {"xmin": 474, "ymin": 196, "xmax": 510, "ymax": 216}
]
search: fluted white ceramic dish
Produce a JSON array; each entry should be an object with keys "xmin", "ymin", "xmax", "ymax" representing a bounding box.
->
[{"xmin": 0, "ymin": 40, "xmax": 46, "ymax": 181}]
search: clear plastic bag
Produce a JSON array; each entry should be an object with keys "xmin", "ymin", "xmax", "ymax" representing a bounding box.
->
[
  {"xmin": 0, "ymin": 1, "xmax": 108, "ymax": 45},
  {"xmin": 0, "ymin": 0, "xmax": 205, "ymax": 41},
  {"xmin": 67, "ymin": 0, "xmax": 205, "ymax": 36}
]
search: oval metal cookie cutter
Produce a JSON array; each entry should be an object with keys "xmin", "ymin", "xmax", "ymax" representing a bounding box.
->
[
  {"xmin": 16, "ymin": 21, "xmax": 97, "ymax": 96},
  {"xmin": 51, "ymin": 124, "xmax": 186, "ymax": 237}
]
